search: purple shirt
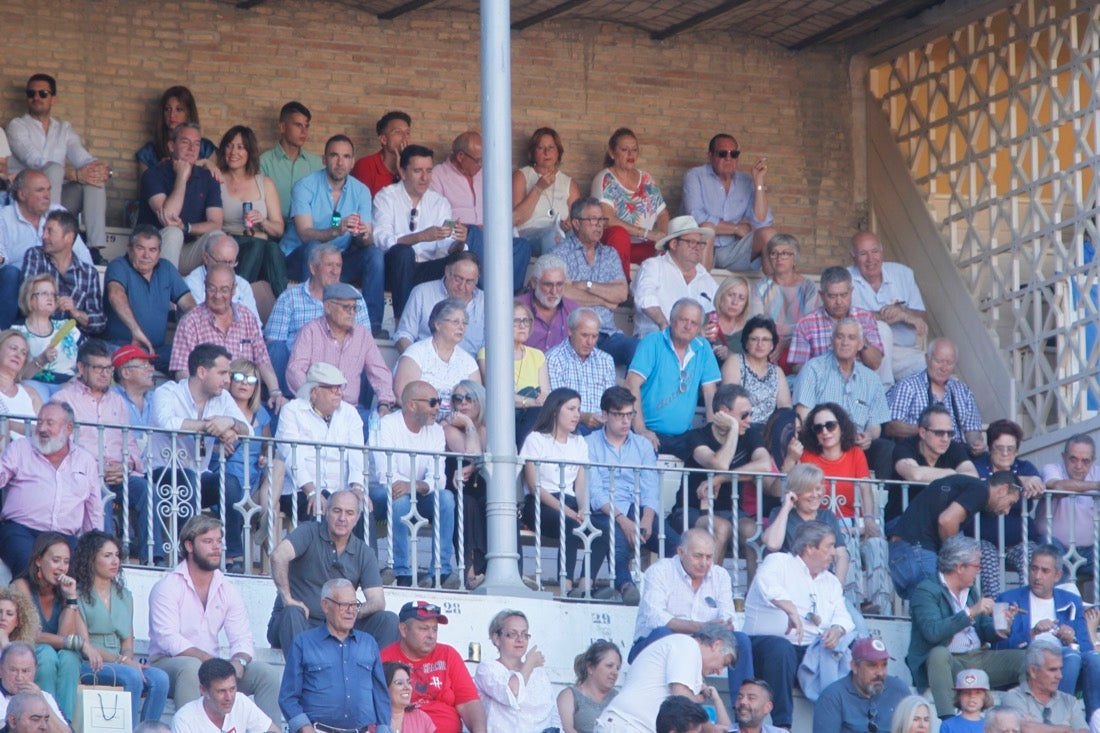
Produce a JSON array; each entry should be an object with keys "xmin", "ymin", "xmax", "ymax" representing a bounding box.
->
[
  {"xmin": 515, "ymin": 290, "xmax": 579, "ymax": 353},
  {"xmin": 148, "ymin": 561, "xmax": 255, "ymax": 660},
  {"xmin": 0, "ymin": 437, "xmax": 103, "ymax": 535}
]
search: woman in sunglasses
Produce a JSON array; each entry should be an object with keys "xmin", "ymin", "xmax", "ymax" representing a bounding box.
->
[
  {"xmin": 208, "ymin": 358, "xmax": 272, "ymax": 572},
  {"xmin": 796, "ymin": 402, "xmax": 891, "ymax": 614},
  {"xmin": 520, "ymin": 387, "xmax": 591, "ymax": 597},
  {"xmin": 444, "ymin": 379, "xmax": 489, "ymax": 589}
]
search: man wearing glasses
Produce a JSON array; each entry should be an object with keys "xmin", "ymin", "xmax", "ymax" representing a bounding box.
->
[
  {"xmin": 374, "ymin": 144, "xmax": 468, "ymax": 322},
  {"xmin": 515, "ymin": 253, "xmax": 579, "ymax": 353},
  {"xmin": 393, "ymin": 252, "xmax": 486, "ymax": 355},
  {"xmin": 681, "ymin": 133, "xmax": 776, "ymax": 272},
  {"xmin": 813, "ymin": 637, "xmax": 910, "ymax": 733},
  {"xmin": 631, "ymin": 216, "xmax": 718, "ymax": 338},
  {"xmin": 182, "ymin": 234, "xmax": 262, "ymax": 322},
  {"xmin": 268, "ymin": 490, "xmax": 398, "ymax": 653},
  {"xmin": 370, "ymin": 381, "xmax": 467, "ymax": 589},
  {"xmin": 554, "ymin": 197, "xmax": 636, "ymax": 366},
  {"xmin": 279, "ymin": 577, "xmax": 391, "ymax": 733},
  {"xmin": 6, "ymin": 73, "xmax": 110, "ymax": 251}
]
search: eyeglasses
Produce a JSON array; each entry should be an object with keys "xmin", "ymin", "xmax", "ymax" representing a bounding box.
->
[
  {"xmin": 452, "ymin": 393, "xmax": 476, "ymax": 404},
  {"xmin": 205, "ymin": 285, "xmax": 234, "ymax": 296},
  {"xmin": 409, "ymin": 207, "xmax": 418, "ymax": 232},
  {"xmin": 991, "ymin": 443, "xmax": 1018, "ymax": 454},
  {"xmin": 83, "ymin": 363, "xmax": 113, "ymax": 373},
  {"xmin": 925, "ymin": 428, "xmax": 954, "ymax": 438},
  {"xmin": 459, "ymin": 151, "xmax": 483, "ymax": 165},
  {"xmin": 413, "ymin": 397, "xmax": 441, "ymax": 408},
  {"xmin": 1042, "ymin": 708, "xmax": 1052, "ymax": 725},
  {"xmin": 607, "ymin": 410, "xmax": 636, "ymax": 419},
  {"xmin": 575, "ymin": 217, "xmax": 609, "ymax": 225},
  {"xmin": 440, "ymin": 317, "xmax": 469, "ymax": 326},
  {"xmin": 679, "ymin": 367, "xmax": 689, "ymax": 393},
  {"xmin": 769, "ymin": 250, "xmax": 796, "ymax": 259},
  {"xmin": 867, "ymin": 703, "xmax": 879, "ymax": 733},
  {"xmin": 497, "ymin": 630, "xmax": 531, "ymax": 640},
  {"xmin": 329, "ymin": 301, "xmax": 357, "ymax": 313},
  {"xmin": 513, "ymin": 317, "xmax": 533, "ymax": 327},
  {"xmin": 538, "ymin": 280, "xmax": 566, "ymax": 290},
  {"xmin": 676, "ymin": 238, "xmax": 708, "ymax": 248},
  {"xmin": 714, "ymin": 149, "xmax": 741, "ymax": 159},
  {"xmin": 209, "ymin": 257, "xmax": 238, "ymax": 267},
  {"xmin": 231, "ymin": 372, "xmax": 259, "ymax": 385},
  {"xmin": 31, "ymin": 291, "xmax": 56, "ymax": 299},
  {"xmin": 26, "ymin": 89, "xmax": 52, "ymax": 99},
  {"xmin": 813, "ymin": 420, "xmax": 839, "ymax": 434},
  {"xmin": 747, "ymin": 336, "xmax": 774, "ymax": 345},
  {"xmin": 323, "ymin": 597, "xmax": 363, "ymax": 613}
]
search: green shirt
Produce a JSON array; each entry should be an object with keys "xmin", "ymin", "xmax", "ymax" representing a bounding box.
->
[
  {"xmin": 78, "ymin": 586, "xmax": 133, "ymax": 654},
  {"xmin": 259, "ymin": 145, "xmax": 323, "ymax": 218}
]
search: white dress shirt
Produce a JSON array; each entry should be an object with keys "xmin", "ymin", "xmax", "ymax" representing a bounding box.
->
[
  {"xmin": 372, "ymin": 182, "xmax": 459, "ymax": 261},
  {"xmin": 631, "ymin": 252, "xmax": 718, "ymax": 337},
  {"xmin": 275, "ymin": 397, "xmax": 365, "ymax": 496},
  {"xmin": 634, "ymin": 556, "xmax": 735, "ymax": 640},
  {"xmin": 741, "ymin": 551, "xmax": 853, "ymax": 645},
  {"xmin": 150, "ymin": 379, "xmax": 251, "ymax": 471}
]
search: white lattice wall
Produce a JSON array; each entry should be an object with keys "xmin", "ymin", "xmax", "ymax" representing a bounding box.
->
[{"xmin": 869, "ymin": 0, "xmax": 1100, "ymax": 435}]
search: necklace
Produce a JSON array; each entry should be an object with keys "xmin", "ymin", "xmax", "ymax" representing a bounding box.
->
[{"xmin": 546, "ymin": 173, "xmax": 560, "ymax": 219}]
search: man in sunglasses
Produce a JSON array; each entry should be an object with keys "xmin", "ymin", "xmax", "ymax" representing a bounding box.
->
[
  {"xmin": 6, "ymin": 73, "xmax": 109, "ymax": 251},
  {"xmin": 279, "ymin": 579, "xmax": 391, "ymax": 733},
  {"xmin": 813, "ymin": 637, "xmax": 910, "ymax": 733},
  {"xmin": 890, "ymin": 404, "xmax": 978, "ymax": 517},
  {"xmin": 682, "ymin": 133, "xmax": 776, "ymax": 272}
]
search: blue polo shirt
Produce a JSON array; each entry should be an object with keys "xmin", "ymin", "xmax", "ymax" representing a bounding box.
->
[
  {"xmin": 104, "ymin": 256, "xmax": 190, "ymax": 349},
  {"xmin": 628, "ymin": 329, "xmax": 720, "ymax": 435},
  {"xmin": 281, "ymin": 169, "xmax": 372, "ymax": 254},
  {"xmin": 137, "ymin": 160, "xmax": 222, "ymax": 227}
]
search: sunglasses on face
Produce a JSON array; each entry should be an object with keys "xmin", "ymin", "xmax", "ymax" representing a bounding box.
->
[
  {"xmin": 26, "ymin": 89, "xmax": 52, "ymax": 99},
  {"xmin": 813, "ymin": 420, "xmax": 839, "ymax": 434},
  {"xmin": 413, "ymin": 397, "xmax": 441, "ymax": 408},
  {"xmin": 452, "ymin": 393, "xmax": 476, "ymax": 404},
  {"xmin": 231, "ymin": 372, "xmax": 258, "ymax": 385},
  {"xmin": 714, "ymin": 149, "xmax": 741, "ymax": 159}
]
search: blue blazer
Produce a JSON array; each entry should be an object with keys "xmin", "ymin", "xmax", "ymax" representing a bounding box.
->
[{"xmin": 992, "ymin": 585, "xmax": 1093, "ymax": 651}]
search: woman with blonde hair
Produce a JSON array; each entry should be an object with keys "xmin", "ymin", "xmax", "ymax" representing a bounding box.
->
[
  {"xmin": 890, "ymin": 695, "xmax": 933, "ymax": 733},
  {"xmin": 0, "ymin": 586, "xmax": 40, "ymax": 647}
]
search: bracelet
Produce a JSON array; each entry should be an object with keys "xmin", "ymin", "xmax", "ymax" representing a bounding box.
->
[
  {"xmin": 269, "ymin": 389, "xmax": 283, "ymax": 397},
  {"xmin": 65, "ymin": 598, "xmax": 79, "ymax": 607}
]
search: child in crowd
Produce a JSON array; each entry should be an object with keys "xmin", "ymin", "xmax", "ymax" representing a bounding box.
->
[{"xmin": 939, "ymin": 669, "xmax": 992, "ymax": 733}]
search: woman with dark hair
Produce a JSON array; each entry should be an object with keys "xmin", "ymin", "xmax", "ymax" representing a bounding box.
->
[
  {"xmin": 969, "ymin": 418, "xmax": 1048, "ymax": 578},
  {"xmin": 720, "ymin": 314, "xmax": 790, "ymax": 425},
  {"xmin": 384, "ymin": 661, "xmax": 436, "ymax": 733},
  {"xmin": 591, "ymin": 127, "xmax": 668, "ymax": 278},
  {"xmin": 513, "ymin": 127, "xmax": 582, "ymax": 255},
  {"xmin": 556, "ymin": 640, "xmax": 620, "ymax": 733},
  {"xmin": 135, "ymin": 86, "xmax": 217, "ymax": 174},
  {"xmin": 70, "ymin": 531, "xmax": 169, "ymax": 722},
  {"xmin": 798, "ymin": 402, "xmax": 891, "ymax": 613},
  {"xmin": 520, "ymin": 387, "xmax": 590, "ymax": 596},
  {"xmin": 444, "ymin": 379, "xmax": 489, "ymax": 588},
  {"xmin": 10, "ymin": 532, "xmax": 81, "ymax": 719},
  {"xmin": 216, "ymin": 125, "xmax": 287, "ymax": 295}
]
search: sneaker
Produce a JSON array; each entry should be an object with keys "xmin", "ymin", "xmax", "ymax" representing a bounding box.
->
[
  {"xmin": 395, "ymin": 575, "xmax": 413, "ymax": 587},
  {"xmin": 381, "ymin": 567, "xmax": 396, "ymax": 585},
  {"xmin": 620, "ymin": 583, "xmax": 641, "ymax": 606},
  {"xmin": 440, "ymin": 573, "xmax": 462, "ymax": 590}
]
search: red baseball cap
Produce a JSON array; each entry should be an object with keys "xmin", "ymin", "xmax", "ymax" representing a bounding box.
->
[{"xmin": 111, "ymin": 344, "xmax": 157, "ymax": 369}]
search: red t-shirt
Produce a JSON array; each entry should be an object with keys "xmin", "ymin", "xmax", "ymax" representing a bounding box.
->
[
  {"xmin": 351, "ymin": 151, "xmax": 400, "ymax": 196},
  {"xmin": 800, "ymin": 448, "xmax": 869, "ymax": 518},
  {"xmin": 380, "ymin": 642, "xmax": 478, "ymax": 733}
]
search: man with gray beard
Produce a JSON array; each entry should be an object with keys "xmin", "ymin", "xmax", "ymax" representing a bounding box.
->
[{"xmin": 0, "ymin": 401, "xmax": 102, "ymax": 576}]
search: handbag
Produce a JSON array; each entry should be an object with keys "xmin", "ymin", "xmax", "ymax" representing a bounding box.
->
[{"xmin": 74, "ymin": 667, "xmax": 133, "ymax": 733}]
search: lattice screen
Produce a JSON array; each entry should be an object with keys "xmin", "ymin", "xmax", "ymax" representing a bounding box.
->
[{"xmin": 869, "ymin": 0, "xmax": 1100, "ymax": 435}]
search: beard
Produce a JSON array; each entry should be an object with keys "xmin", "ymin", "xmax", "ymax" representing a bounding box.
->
[
  {"xmin": 33, "ymin": 434, "xmax": 66, "ymax": 456},
  {"xmin": 191, "ymin": 551, "xmax": 221, "ymax": 572}
]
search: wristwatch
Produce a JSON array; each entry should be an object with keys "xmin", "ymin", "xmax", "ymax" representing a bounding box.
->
[
  {"xmin": 232, "ymin": 654, "xmax": 249, "ymax": 668},
  {"xmin": 586, "ymin": 280, "xmax": 593, "ymax": 290}
]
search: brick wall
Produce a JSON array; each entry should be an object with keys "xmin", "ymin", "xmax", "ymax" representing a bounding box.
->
[{"xmin": 1, "ymin": 0, "xmax": 859, "ymax": 270}]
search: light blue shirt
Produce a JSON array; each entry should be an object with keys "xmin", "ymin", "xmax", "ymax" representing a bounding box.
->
[
  {"xmin": 585, "ymin": 428, "xmax": 659, "ymax": 513},
  {"xmin": 628, "ymin": 329, "xmax": 720, "ymax": 435},
  {"xmin": 281, "ymin": 169, "xmax": 372, "ymax": 254},
  {"xmin": 848, "ymin": 262, "xmax": 926, "ymax": 348},
  {"xmin": 682, "ymin": 164, "xmax": 773, "ymax": 249},
  {"xmin": 0, "ymin": 202, "xmax": 91, "ymax": 269},
  {"xmin": 792, "ymin": 352, "xmax": 890, "ymax": 430},
  {"xmin": 392, "ymin": 278, "xmax": 485, "ymax": 354}
]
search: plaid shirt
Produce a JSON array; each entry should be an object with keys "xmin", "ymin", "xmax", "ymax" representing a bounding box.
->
[
  {"xmin": 787, "ymin": 306, "xmax": 883, "ymax": 366},
  {"xmin": 546, "ymin": 339, "xmax": 616, "ymax": 414},
  {"xmin": 169, "ymin": 303, "xmax": 270, "ymax": 373},
  {"xmin": 887, "ymin": 369, "xmax": 982, "ymax": 440},
  {"xmin": 20, "ymin": 246, "xmax": 106, "ymax": 334},
  {"xmin": 264, "ymin": 281, "xmax": 370, "ymax": 348},
  {"xmin": 552, "ymin": 234, "xmax": 625, "ymax": 334}
]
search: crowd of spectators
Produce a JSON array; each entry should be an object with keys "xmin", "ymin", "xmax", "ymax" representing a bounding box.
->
[{"xmin": 1, "ymin": 73, "xmax": 1099, "ymax": 733}]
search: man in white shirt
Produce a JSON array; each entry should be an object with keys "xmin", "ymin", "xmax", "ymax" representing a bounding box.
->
[
  {"xmin": 183, "ymin": 234, "xmax": 261, "ymax": 322},
  {"xmin": 150, "ymin": 343, "xmax": 250, "ymax": 517},
  {"xmin": 742, "ymin": 521, "xmax": 855, "ymax": 728},
  {"xmin": 393, "ymin": 252, "xmax": 485, "ymax": 354},
  {"xmin": 369, "ymin": 380, "xmax": 470, "ymax": 589},
  {"xmin": 1043, "ymin": 434, "xmax": 1100, "ymax": 577},
  {"xmin": 170, "ymin": 658, "xmax": 278, "ymax": 733},
  {"xmin": 848, "ymin": 231, "xmax": 928, "ymax": 384},
  {"xmin": 374, "ymin": 145, "xmax": 468, "ymax": 322},
  {"xmin": 6, "ymin": 73, "xmax": 108, "ymax": 250},
  {"xmin": 275, "ymin": 362, "xmax": 367, "ymax": 517},
  {"xmin": 595, "ymin": 623, "xmax": 736, "ymax": 733},
  {"xmin": 631, "ymin": 216, "xmax": 718, "ymax": 337},
  {"xmin": 0, "ymin": 644, "xmax": 67, "ymax": 733}
]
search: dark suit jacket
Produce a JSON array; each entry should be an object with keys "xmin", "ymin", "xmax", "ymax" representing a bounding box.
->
[{"xmin": 906, "ymin": 574, "xmax": 998, "ymax": 689}]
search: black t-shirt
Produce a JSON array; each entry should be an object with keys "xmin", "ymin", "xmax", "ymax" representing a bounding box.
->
[
  {"xmin": 889, "ymin": 435, "xmax": 971, "ymax": 515},
  {"xmin": 682, "ymin": 424, "xmax": 766, "ymax": 512},
  {"xmin": 895, "ymin": 473, "xmax": 990, "ymax": 550}
]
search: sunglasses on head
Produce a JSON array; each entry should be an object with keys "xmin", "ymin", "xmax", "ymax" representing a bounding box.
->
[
  {"xmin": 813, "ymin": 420, "xmax": 839, "ymax": 434},
  {"xmin": 231, "ymin": 372, "xmax": 258, "ymax": 385},
  {"xmin": 714, "ymin": 149, "xmax": 740, "ymax": 159}
]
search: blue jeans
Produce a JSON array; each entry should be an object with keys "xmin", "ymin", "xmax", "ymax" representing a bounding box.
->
[
  {"xmin": 201, "ymin": 473, "xmax": 246, "ymax": 558},
  {"xmin": 102, "ymin": 475, "xmax": 163, "ymax": 563},
  {"xmin": 268, "ymin": 340, "xmax": 291, "ymax": 396},
  {"xmin": 888, "ymin": 540, "xmax": 938, "ymax": 600},
  {"xmin": 369, "ymin": 483, "xmax": 455, "ymax": 578},
  {"xmin": 80, "ymin": 662, "xmax": 170, "ymax": 723},
  {"xmin": 591, "ymin": 506, "xmax": 680, "ymax": 590},
  {"xmin": 1081, "ymin": 650, "xmax": 1100, "ymax": 718},
  {"xmin": 597, "ymin": 331, "xmax": 638, "ymax": 368},
  {"xmin": 465, "ymin": 225, "xmax": 532, "ymax": 294},
  {"xmin": 0, "ymin": 524, "xmax": 77, "ymax": 579},
  {"xmin": 0, "ymin": 265, "xmax": 21, "ymax": 328},
  {"xmin": 36, "ymin": 644, "xmax": 80, "ymax": 719}
]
